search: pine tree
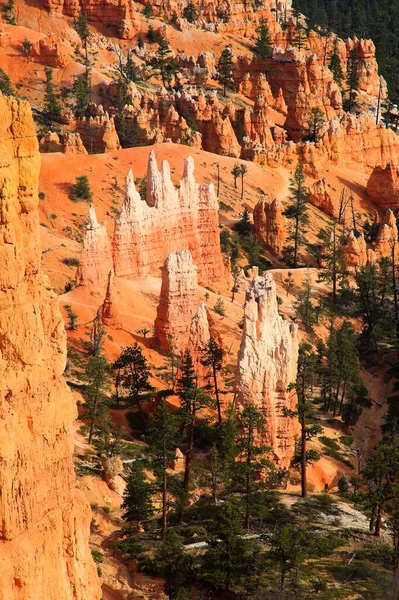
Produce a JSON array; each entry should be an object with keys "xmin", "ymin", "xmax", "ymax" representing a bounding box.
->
[
  {"xmin": 285, "ymin": 343, "xmax": 322, "ymax": 498},
  {"xmin": 156, "ymin": 530, "xmax": 194, "ymax": 600},
  {"xmin": 236, "ymin": 406, "xmax": 272, "ymax": 527},
  {"xmin": 253, "ymin": 17, "xmax": 273, "ymax": 59},
  {"xmin": 74, "ymin": 12, "xmax": 91, "ymax": 65},
  {"xmin": 329, "ymin": 40, "xmax": 344, "ymax": 88},
  {"xmin": 146, "ymin": 401, "xmax": 179, "ymax": 536},
  {"xmin": 294, "ymin": 271, "xmax": 317, "ymax": 329},
  {"xmin": 89, "ymin": 311, "xmax": 106, "ymax": 356},
  {"xmin": 282, "ymin": 163, "xmax": 310, "ymax": 267},
  {"xmin": 317, "ymin": 219, "xmax": 348, "ymax": 304},
  {"xmin": 231, "ymin": 162, "xmax": 241, "ymax": 188},
  {"xmin": 0, "ymin": 69, "xmax": 15, "ymax": 96},
  {"xmin": 150, "ymin": 36, "xmax": 179, "ymax": 88},
  {"xmin": 307, "ymin": 107, "xmax": 325, "ymax": 142},
  {"xmin": 216, "ymin": 46, "xmax": 234, "ymax": 97},
  {"xmin": 64, "ymin": 304, "xmax": 78, "ymax": 330},
  {"xmin": 201, "ymin": 338, "xmax": 224, "ymax": 423},
  {"xmin": 344, "ymin": 47, "xmax": 360, "ymax": 113},
  {"xmin": 69, "ymin": 175, "xmax": 92, "ymax": 202},
  {"xmin": 239, "ymin": 163, "xmax": 248, "ymax": 200},
  {"xmin": 122, "ymin": 462, "xmax": 155, "ymax": 525},
  {"xmin": 82, "ymin": 354, "xmax": 111, "ymax": 444},
  {"xmin": 72, "ymin": 74, "xmax": 90, "ymax": 119},
  {"xmin": 182, "ymin": 1, "xmax": 198, "ymax": 23},
  {"xmin": 113, "ymin": 343, "xmax": 154, "ymax": 417},
  {"xmin": 43, "ymin": 68, "xmax": 62, "ymax": 122}
]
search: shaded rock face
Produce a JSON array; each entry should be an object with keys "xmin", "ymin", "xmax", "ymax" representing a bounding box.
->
[
  {"xmin": 366, "ymin": 163, "xmax": 399, "ymax": 209},
  {"xmin": 375, "ymin": 209, "xmax": 398, "ymax": 259},
  {"xmin": 155, "ymin": 250, "xmax": 199, "ymax": 351},
  {"xmin": 0, "ymin": 94, "xmax": 100, "ymax": 599},
  {"xmin": 236, "ymin": 272, "xmax": 299, "ymax": 467},
  {"xmin": 253, "ymin": 196, "xmax": 287, "ymax": 256},
  {"xmin": 113, "ymin": 151, "xmax": 224, "ymax": 284},
  {"xmin": 308, "ymin": 179, "xmax": 337, "ymax": 217},
  {"xmin": 76, "ymin": 204, "xmax": 113, "ymax": 288},
  {"xmin": 344, "ymin": 231, "xmax": 368, "ymax": 269}
]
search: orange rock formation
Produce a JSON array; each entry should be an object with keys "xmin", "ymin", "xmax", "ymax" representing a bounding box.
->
[
  {"xmin": 113, "ymin": 151, "xmax": 224, "ymax": 284},
  {"xmin": 100, "ymin": 269, "xmax": 122, "ymax": 328},
  {"xmin": 366, "ymin": 163, "xmax": 399, "ymax": 209},
  {"xmin": 0, "ymin": 93, "xmax": 100, "ymax": 599},
  {"xmin": 236, "ymin": 272, "xmax": 299, "ymax": 467},
  {"xmin": 76, "ymin": 203, "xmax": 113, "ymax": 288},
  {"xmin": 253, "ymin": 196, "xmax": 287, "ymax": 256}
]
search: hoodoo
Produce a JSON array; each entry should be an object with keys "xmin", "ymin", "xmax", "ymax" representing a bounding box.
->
[
  {"xmin": 236, "ymin": 272, "xmax": 299, "ymax": 467},
  {"xmin": 0, "ymin": 94, "xmax": 100, "ymax": 599}
]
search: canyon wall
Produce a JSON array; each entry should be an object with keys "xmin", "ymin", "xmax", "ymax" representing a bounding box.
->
[
  {"xmin": 236, "ymin": 272, "xmax": 299, "ymax": 467},
  {"xmin": 0, "ymin": 93, "xmax": 100, "ymax": 600}
]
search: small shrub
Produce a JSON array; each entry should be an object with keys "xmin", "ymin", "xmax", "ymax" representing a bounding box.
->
[
  {"xmin": 39, "ymin": 191, "xmax": 46, "ymax": 200},
  {"xmin": 65, "ymin": 304, "xmax": 78, "ymax": 330},
  {"xmin": 102, "ymin": 506, "xmax": 111, "ymax": 514},
  {"xmin": 214, "ymin": 297, "xmax": 226, "ymax": 316},
  {"xmin": 339, "ymin": 435, "xmax": 354, "ymax": 447},
  {"xmin": 91, "ymin": 549, "xmax": 104, "ymax": 564},
  {"xmin": 69, "ymin": 175, "xmax": 93, "ymax": 202},
  {"xmin": 63, "ymin": 257, "xmax": 80, "ymax": 268},
  {"xmin": 49, "ymin": 213, "xmax": 57, "ymax": 220}
]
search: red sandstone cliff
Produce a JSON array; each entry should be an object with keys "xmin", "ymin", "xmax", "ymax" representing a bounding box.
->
[{"xmin": 0, "ymin": 93, "xmax": 100, "ymax": 599}]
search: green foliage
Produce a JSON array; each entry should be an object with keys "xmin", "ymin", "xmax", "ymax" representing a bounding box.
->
[
  {"xmin": 329, "ymin": 40, "xmax": 344, "ymax": 88},
  {"xmin": 63, "ymin": 257, "xmax": 80, "ymax": 267},
  {"xmin": 122, "ymin": 462, "xmax": 155, "ymax": 523},
  {"xmin": 282, "ymin": 163, "xmax": 310, "ymax": 267},
  {"xmin": 306, "ymin": 107, "xmax": 325, "ymax": 142},
  {"xmin": 69, "ymin": 175, "xmax": 93, "ymax": 202},
  {"xmin": 113, "ymin": 343, "xmax": 154, "ymax": 414},
  {"xmin": 72, "ymin": 74, "xmax": 90, "ymax": 119},
  {"xmin": 3, "ymin": 0, "xmax": 16, "ymax": 24},
  {"xmin": 216, "ymin": 46, "xmax": 234, "ymax": 96},
  {"xmin": 0, "ymin": 69, "xmax": 16, "ymax": 96},
  {"xmin": 253, "ymin": 17, "xmax": 272, "ymax": 59},
  {"xmin": 64, "ymin": 304, "xmax": 78, "ymax": 330},
  {"xmin": 113, "ymin": 535, "xmax": 144, "ymax": 558},
  {"xmin": 213, "ymin": 297, "xmax": 225, "ymax": 316},
  {"xmin": 143, "ymin": 3, "xmax": 153, "ymax": 19},
  {"xmin": 80, "ymin": 354, "xmax": 111, "ymax": 444},
  {"xmin": 294, "ymin": 271, "xmax": 318, "ymax": 329},
  {"xmin": 43, "ymin": 68, "xmax": 62, "ymax": 122},
  {"xmin": 155, "ymin": 530, "xmax": 194, "ymax": 599},
  {"xmin": 150, "ymin": 36, "xmax": 179, "ymax": 88},
  {"xmin": 91, "ymin": 549, "xmax": 104, "ymax": 564},
  {"xmin": 182, "ymin": 1, "xmax": 198, "ymax": 22}
]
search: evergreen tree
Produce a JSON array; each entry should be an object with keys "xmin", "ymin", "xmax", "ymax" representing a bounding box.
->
[
  {"xmin": 74, "ymin": 12, "xmax": 91, "ymax": 64},
  {"xmin": 285, "ymin": 343, "xmax": 322, "ymax": 498},
  {"xmin": 235, "ymin": 206, "xmax": 252, "ymax": 235},
  {"xmin": 43, "ymin": 68, "xmax": 62, "ymax": 122},
  {"xmin": 344, "ymin": 47, "xmax": 360, "ymax": 113},
  {"xmin": 253, "ymin": 17, "xmax": 273, "ymax": 59},
  {"xmin": 201, "ymin": 338, "xmax": 224, "ymax": 424},
  {"xmin": 150, "ymin": 36, "xmax": 179, "ymax": 88},
  {"xmin": 306, "ymin": 107, "xmax": 325, "ymax": 142},
  {"xmin": 231, "ymin": 162, "xmax": 241, "ymax": 188},
  {"xmin": 294, "ymin": 271, "xmax": 317, "ymax": 328},
  {"xmin": 290, "ymin": 21, "xmax": 308, "ymax": 51},
  {"xmin": 236, "ymin": 405, "xmax": 272, "ymax": 528},
  {"xmin": 156, "ymin": 530, "xmax": 194, "ymax": 600},
  {"xmin": 239, "ymin": 163, "xmax": 248, "ymax": 200},
  {"xmin": 146, "ymin": 401, "xmax": 179, "ymax": 536},
  {"xmin": 113, "ymin": 343, "xmax": 154, "ymax": 417},
  {"xmin": 362, "ymin": 443, "xmax": 399, "ymax": 536},
  {"xmin": 0, "ymin": 69, "xmax": 15, "ymax": 96},
  {"xmin": 182, "ymin": 1, "xmax": 198, "ymax": 23},
  {"xmin": 89, "ymin": 311, "xmax": 106, "ymax": 356},
  {"xmin": 216, "ymin": 46, "xmax": 234, "ymax": 96},
  {"xmin": 69, "ymin": 175, "xmax": 93, "ymax": 202},
  {"xmin": 329, "ymin": 39, "xmax": 344, "ymax": 87},
  {"xmin": 122, "ymin": 462, "xmax": 155, "ymax": 525},
  {"xmin": 72, "ymin": 74, "xmax": 90, "ymax": 119},
  {"xmin": 282, "ymin": 163, "xmax": 310, "ymax": 267},
  {"xmin": 81, "ymin": 354, "xmax": 111, "ymax": 444},
  {"xmin": 271, "ymin": 523, "xmax": 313, "ymax": 596},
  {"xmin": 201, "ymin": 502, "xmax": 253, "ymax": 592},
  {"xmin": 317, "ymin": 219, "xmax": 348, "ymax": 304},
  {"xmin": 65, "ymin": 304, "xmax": 78, "ymax": 330}
]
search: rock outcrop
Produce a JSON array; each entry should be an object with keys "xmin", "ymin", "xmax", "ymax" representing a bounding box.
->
[
  {"xmin": 253, "ymin": 196, "xmax": 287, "ymax": 256},
  {"xmin": 343, "ymin": 231, "xmax": 368, "ymax": 269},
  {"xmin": 0, "ymin": 93, "xmax": 100, "ymax": 598},
  {"xmin": 308, "ymin": 179, "xmax": 337, "ymax": 217},
  {"xmin": 113, "ymin": 151, "xmax": 224, "ymax": 284},
  {"xmin": 375, "ymin": 209, "xmax": 398, "ymax": 258},
  {"xmin": 100, "ymin": 269, "xmax": 121, "ymax": 328},
  {"xmin": 366, "ymin": 163, "xmax": 399, "ymax": 209},
  {"xmin": 236, "ymin": 272, "xmax": 299, "ymax": 467},
  {"xmin": 76, "ymin": 204, "xmax": 113, "ymax": 288},
  {"xmin": 155, "ymin": 250, "xmax": 199, "ymax": 351}
]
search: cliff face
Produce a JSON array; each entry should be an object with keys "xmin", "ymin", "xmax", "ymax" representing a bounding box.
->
[
  {"xmin": 236, "ymin": 272, "xmax": 299, "ymax": 467},
  {"xmin": 0, "ymin": 94, "xmax": 100, "ymax": 600},
  {"xmin": 113, "ymin": 151, "xmax": 224, "ymax": 284}
]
